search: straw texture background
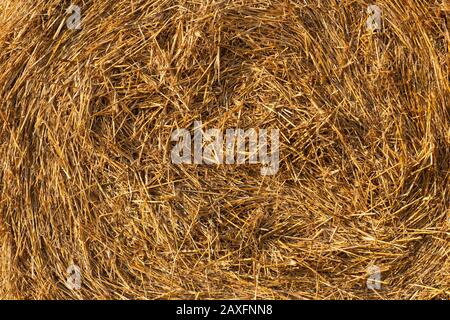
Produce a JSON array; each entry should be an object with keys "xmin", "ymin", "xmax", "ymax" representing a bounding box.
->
[{"xmin": 0, "ymin": 0, "xmax": 449, "ymax": 299}]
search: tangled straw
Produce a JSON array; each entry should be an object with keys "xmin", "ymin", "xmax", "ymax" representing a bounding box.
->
[{"xmin": 0, "ymin": 0, "xmax": 449, "ymax": 299}]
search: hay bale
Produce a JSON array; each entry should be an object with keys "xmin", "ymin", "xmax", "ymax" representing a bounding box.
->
[{"xmin": 0, "ymin": 0, "xmax": 448, "ymax": 299}]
